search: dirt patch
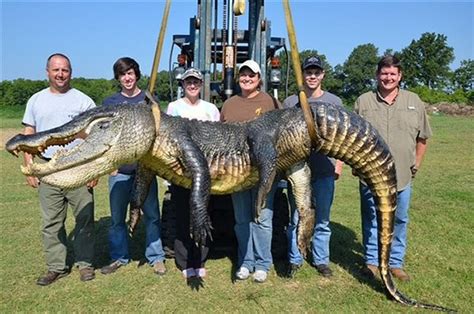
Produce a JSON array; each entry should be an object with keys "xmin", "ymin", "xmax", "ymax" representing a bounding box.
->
[
  {"xmin": 1, "ymin": 128, "xmax": 22, "ymax": 150},
  {"xmin": 426, "ymin": 103, "xmax": 474, "ymax": 116}
]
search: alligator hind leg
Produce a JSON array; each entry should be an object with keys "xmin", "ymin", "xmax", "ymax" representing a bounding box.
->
[{"xmin": 286, "ymin": 161, "xmax": 314, "ymax": 258}]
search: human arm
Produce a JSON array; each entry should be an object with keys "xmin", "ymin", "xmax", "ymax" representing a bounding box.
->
[
  {"xmin": 334, "ymin": 160, "xmax": 344, "ymax": 180},
  {"xmin": 412, "ymin": 138, "xmax": 428, "ymax": 178},
  {"xmin": 23, "ymin": 125, "xmax": 39, "ymax": 188}
]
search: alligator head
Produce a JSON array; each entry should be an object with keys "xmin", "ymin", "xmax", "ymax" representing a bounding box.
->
[{"xmin": 5, "ymin": 103, "xmax": 157, "ymax": 188}]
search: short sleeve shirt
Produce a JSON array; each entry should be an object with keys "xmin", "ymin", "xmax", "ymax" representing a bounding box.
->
[
  {"xmin": 102, "ymin": 90, "xmax": 146, "ymax": 174},
  {"xmin": 220, "ymin": 92, "xmax": 277, "ymax": 122},
  {"xmin": 355, "ymin": 89, "xmax": 432, "ymax": 190},
  {"xmin": 23, "ymin": 88, "xmax": 96, "ymax": 159},
  {"xmin": 167, "ymin": 98, "xmax": 220, "ymax": 122}
]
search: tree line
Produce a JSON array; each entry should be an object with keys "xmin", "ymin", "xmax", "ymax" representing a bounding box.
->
[{"xmin": 1, "ymin": 32, "xmax": 472, "ymax": 108}]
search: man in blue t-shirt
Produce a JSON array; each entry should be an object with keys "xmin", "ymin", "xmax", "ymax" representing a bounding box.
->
[{"xmin": 100, "ymin": 57, "xmax": 166, "ymax": 276}]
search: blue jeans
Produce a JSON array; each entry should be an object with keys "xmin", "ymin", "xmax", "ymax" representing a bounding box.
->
[
  {"xmin": 287, "ymin": 176, "xmax": 335, "ymax": 266},
  {"xmin": 108, "ymin": 173, "xmax": 165, "ymax": 266},
  {"xmin": 232, "ymin": 183, "xmax": 277, "ymax": 272},
  {"xmin": 360, "ymin": 183, "xmax": 411, "ymax": 268}
]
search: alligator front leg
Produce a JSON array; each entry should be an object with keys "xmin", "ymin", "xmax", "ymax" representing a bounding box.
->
[
  {"xmin": 178, "ymin": 134, "xmax": 212, "ymax": 246},
  {"xmin": 129, "ymin": 163, "xmax": 155, "ymax": 235},
  {"xmin": 286, "ymin": 161, "xmax": 314, "ymax": 258}
]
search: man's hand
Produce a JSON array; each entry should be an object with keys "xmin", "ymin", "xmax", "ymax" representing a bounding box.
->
[
  {"xmin": 410, "ymin": 165, "xmax": 418, "ymax": 178},
  {"xmin": 334, "ymin": 160, "xmax": 344, "ymax": 180},
  {"xmin": 86, "ymin": 179, "xmax": 99, "ymax": 188},
  {"xmin": 26, "ymin": 176, "xmax": 39, "ymax": 188}
]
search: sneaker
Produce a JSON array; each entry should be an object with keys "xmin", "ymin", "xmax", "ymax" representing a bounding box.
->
[
  {"xmin": 100, "ymin": 261, "xmax": 123, "ymax": 275},
  {"xmin": 153, "ymin": 261, "xmax": 167, "ymax": 276},
  {"xmin": 286, "ymin": 263, "xmax": 301, "ymax": 278},
  {"xmin": 253, "ymin": 270, "xmax": 268, "ymax": 283},
  {"xmin": 195, "ymin": 268, "xmax": 207, "ymax": 278},
  {"xmin": 361, "ymin": 264, "xmax": 380, "ymax": 280},
  {"xmin": 182, "ymin": 268, "xmax": 196, "ymax": 279},
  {"xmin": 390, "ymin": 268, "xmax": 411, "ymax": 282},
  {"xmin": 315, "ymin": 264, "xmax": 333, "ymax": 278},
  {"xmin": 235, "ymin": 267, "xmax": 250, "ymax": 280}
]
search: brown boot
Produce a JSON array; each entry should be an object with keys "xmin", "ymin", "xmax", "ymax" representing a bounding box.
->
[
  {"xmin": 390, "ymin": 268, "xmax": 411, "ymax": 282},
  {"xmin": 36, "ymin": 271, "xmax": 69, "ymax": 286},
  {"xmin": 361, "ymin": 264, "xmax": 380, "ymax": 280}
]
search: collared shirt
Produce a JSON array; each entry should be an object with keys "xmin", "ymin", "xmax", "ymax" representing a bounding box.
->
[{"xmin": 355, "ymin": 89, "xmax": 432, "ymax": 190}]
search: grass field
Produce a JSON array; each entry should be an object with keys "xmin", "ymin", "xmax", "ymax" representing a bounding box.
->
[{"xmin": 0, "ymin": 113, "xmax": 472, "ymax": 312}]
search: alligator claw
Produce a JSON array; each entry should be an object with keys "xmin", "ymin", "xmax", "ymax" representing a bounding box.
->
[
  {"xmin": 128, "ymin": 207, "xmax": 143, "ymax": 236},
  {"xmin": 191, "ymin": 221, "xmax": 213, "ymax": 247}
]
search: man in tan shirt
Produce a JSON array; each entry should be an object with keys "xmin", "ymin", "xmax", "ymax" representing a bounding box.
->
[{"xmin": 355, "ymin": 55, "xmax": 432, "ymax": 282}]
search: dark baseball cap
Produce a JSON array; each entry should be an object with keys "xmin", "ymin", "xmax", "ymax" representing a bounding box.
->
[{"xmin": 302, "ymin": 56, "xmax": 324, "ymax": 70}]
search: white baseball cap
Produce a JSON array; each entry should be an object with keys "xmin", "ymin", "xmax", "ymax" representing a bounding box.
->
[{"xmin": 238, "ymin": 60, "xmax": 261, "ymax": 74}]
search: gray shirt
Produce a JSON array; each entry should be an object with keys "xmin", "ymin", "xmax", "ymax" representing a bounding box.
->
[
  {"xmin": 23, "ymin": 88, "xmax": 95, "ymax": 159},
  {"xmin": 355, "ymin": 89, "xmax": 432, "ymax": 190},
  {"xmin": 283, "ymin": 91, "xmax": 343, "ymax": 178}
]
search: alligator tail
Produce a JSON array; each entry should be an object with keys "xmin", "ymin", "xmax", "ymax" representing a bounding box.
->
[{"xmin": 311, "ymin": 103, "xmax": 455, "ymax": 312}]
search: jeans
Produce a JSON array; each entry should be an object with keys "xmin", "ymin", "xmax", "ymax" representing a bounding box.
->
[
  {"xmin": 232, "ymin": 183, "xmax": 277, "ymax": 272},
  {"xmin": 287, "ymin": 176, "xmax": 335, "ymax": 266},
  {"xmin": 108, "ymin": 173, "xmax": 165, "ymax": 265},
  {"xmin": 360, "ymin": 183, "xmax": 411, "ymax": 268},
  {"xmin": 38, "ymin": 182, "xmax": 95, "ymax": 272}
]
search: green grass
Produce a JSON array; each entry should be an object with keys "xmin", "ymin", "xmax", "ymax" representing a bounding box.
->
[{"xmin": 0, "ymin": 114, "xmax": 472, "ymax": 312}]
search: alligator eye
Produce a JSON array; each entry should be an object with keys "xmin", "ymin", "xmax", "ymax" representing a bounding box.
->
[{"xmin": 98, "ymin": 121, "xmax": 111, "ymax": 129}]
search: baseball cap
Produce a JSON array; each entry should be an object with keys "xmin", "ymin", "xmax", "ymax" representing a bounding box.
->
[
  {"xmin": 181, "ymin": 68, "xmax": 203, "ymax": 81},
  {"xmin": 239, "ymin": 60, "xmax": 261, "ymax": 74},
  {"xmin": 302, "ymin": 56, "xmax": 324, "ymax": 70}
]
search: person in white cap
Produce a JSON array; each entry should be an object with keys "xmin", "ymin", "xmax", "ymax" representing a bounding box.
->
[
  {"xmin": 220, "ymin": 59, "xmax": 280, "ymax": 283},
  {"xmin": 166, "ymin": 67, "xmax": 220, "ymax": 280}
]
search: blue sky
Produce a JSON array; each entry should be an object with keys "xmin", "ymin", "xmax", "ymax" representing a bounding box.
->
[{"xmin": 1, "ymin": 0, "xmax": 473, "ymax": 81}]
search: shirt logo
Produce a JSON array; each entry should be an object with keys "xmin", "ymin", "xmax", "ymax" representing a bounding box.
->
[{"xmin": 255, "ymin": 107, "xmax": 262, "ymax": 116}]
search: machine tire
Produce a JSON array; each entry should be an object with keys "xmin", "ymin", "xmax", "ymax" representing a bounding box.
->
[{"xmin": 160, "ymin": 187, "xmax": 290, "ymax": 260}]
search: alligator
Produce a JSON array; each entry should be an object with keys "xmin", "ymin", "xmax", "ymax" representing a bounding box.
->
[{"xmin": 6, "ymin": 100, "xmax": 453, "ymax": 311}]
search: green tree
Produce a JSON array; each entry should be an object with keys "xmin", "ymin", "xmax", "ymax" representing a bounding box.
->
[
  {"xmin": 341, "ymin": 43, "xmax": 379, "ymax": 104},
  {"xmin": 399, "ymin": 32, "xmax": 454, "ymax": 89},
  {"xmin": 0, "ymin": 79, "xmax": 47, "ymax": 106},
  {"xmin": 453, "ymin": 59, "xmax": 473, "ymax": 91}
]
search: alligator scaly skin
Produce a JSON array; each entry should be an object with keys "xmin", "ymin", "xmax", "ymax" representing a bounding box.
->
[{"xmin": 5, "ymin": 101, "xmax": 454, "ymax": 311}]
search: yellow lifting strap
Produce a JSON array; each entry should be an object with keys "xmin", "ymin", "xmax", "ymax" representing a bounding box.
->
[
  {"xmin": 233, "ymin": 0, "xmax": 246, "ymax": 16},
  {"xmin": 147, "ymin": 0, "xmax": 172, "ymax": 96},
  {"xmin": 282, "ymin": 0, "xmax": 319, "ymax": 147},
  {"xmin": 146, "ymin": 91, "xmax": 162, "ymax": 133}
]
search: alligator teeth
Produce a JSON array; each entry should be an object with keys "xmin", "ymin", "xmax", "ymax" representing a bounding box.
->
[{"xmin": 20, "ymin": 164, "xmax": 32, "ymax": 175}]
